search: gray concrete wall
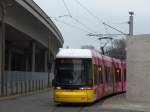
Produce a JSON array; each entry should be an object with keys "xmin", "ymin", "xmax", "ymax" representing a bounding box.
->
[{"xmin": 127, "ymin": 35, "xmax": 150, "ymax": 102}]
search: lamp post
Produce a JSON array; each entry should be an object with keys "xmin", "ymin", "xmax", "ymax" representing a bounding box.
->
[
  {"xmin": 129, "ymin": 11, "xmax": 134, "ymax": 36},
  {"xmin": 0, "ymin": 1, "xmax": 6, "ymax": 96}
]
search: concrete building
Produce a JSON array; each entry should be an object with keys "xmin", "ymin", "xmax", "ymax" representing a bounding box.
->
[
  {"xmin": 127, "ymin": 35, "xmax": 150, "ymax": 102},
  {"xmin": 0, "ymin": 0, "xmax": 63, "ymax": 96}
]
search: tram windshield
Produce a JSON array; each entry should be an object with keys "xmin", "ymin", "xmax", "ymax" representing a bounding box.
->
[{"xmin": 54, "ymin": 58, "xmax": 92, "ymax": 87}]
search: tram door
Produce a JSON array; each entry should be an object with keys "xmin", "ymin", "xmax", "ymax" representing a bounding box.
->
[{"xmin": 105, "ymin": 66, "xmax": 113, "ymax": 95}]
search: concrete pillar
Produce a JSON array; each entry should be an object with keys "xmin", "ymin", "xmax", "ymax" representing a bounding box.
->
[
  {"xmin": 31, "ymin": 42, "xmax": 36, "ymax": 72},
  {"xmin": 0, "ymin": 25, "xmax": 2, "ymax": 93},
  {"xmin": 25, "ymin": 56, "xmax": 29, "ymax": 72},
  {"xmin": 44, "ymin": 50, "xmax": 48, "ymax": 72},
  {"xmin": 127, "ymin": 35, "xmax": 150, "ymax": 103},
  {"xmin": 8, "ymin": 49, "xmax": 12, "ymax": 71}
]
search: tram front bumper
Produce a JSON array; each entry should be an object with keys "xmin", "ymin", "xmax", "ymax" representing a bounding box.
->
[{"xmin": 54, "ymin": 89, "xmax": 94, "ymax": 103}]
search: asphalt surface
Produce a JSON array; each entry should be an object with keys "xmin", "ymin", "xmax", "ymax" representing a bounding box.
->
[{"xmin": 0, "ymin": 91, "xmax": 144, "ymax": 112}]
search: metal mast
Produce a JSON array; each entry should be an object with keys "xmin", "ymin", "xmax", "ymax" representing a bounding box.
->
[{"xmin": 128, "ymin": 11, "xmax": 134, "ymax": 36}]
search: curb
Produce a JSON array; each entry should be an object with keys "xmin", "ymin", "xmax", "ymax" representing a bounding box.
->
[{"xmin": 0, "ymin": 88, "xmax": 52, "ymax": 101}]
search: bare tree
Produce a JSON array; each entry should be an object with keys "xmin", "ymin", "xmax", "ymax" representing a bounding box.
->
[
  {"xmin": 81, "ymin": 45, "xmax": 95, "ymax": 50},
  {"xmin": 105, "ymin": 38, "xmax": 126, "ymax": 60}
]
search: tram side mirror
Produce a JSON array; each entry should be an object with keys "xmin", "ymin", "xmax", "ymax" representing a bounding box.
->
[{"xmin": 52, "ymin": 79, "xmax": 55, "ymax": 87}]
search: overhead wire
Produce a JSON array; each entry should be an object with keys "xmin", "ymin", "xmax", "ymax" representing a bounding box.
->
[
  {"xmin": 62, "ymin": 0, "xmax": 72, "ymax": 16},
  {"xmin": 111, "ymin": 21, "xmax": 129, "ymax": 25},
  {"xmin": 74, "ymin": 0, "xmax": 101, "ymax": 24},
  {"xmin": 72, "ymin": 0, "xmax": 126, "ymax": 49},
  {"xmin": 53, "ymin": 19, "xmax": 90, "ymax": 33},
  {"xmin": 51, "ymin": 15, "xmax": 95, "ymax": 33},
  {"xmin": 61, "ymin": 0, "xmax": 96, "ymax": 33},
  {"xmin": 69, "ymin": 16, "xmax": 96, "ymax": 33}
]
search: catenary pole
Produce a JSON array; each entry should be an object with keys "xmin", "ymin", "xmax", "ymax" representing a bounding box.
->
[{"xmin": 129, "ymin": 12, "xmax": 134, "ymax": 36}]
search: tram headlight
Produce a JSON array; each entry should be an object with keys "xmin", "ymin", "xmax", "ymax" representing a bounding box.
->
[
  {"xmin": 56, "ymin": 87, "xmax": 61, "ymax": 89},
  {"xmin": 79, "ymin": 87, "xmax": 92, "ymax": 90},
  {"xmin": 98, "ymin": 67, "xmax": 102, "ymax": 71}
]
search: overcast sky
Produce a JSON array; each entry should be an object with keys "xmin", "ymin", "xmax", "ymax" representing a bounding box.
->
[{"xmin": 34, "ymin": 0, "xmax": 150, "ymax": 50}]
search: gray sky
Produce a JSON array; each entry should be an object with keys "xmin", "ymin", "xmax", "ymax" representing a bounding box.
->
[{"xmin": 34, "ymin": 0, "xmax": 150, "ymax": 50}]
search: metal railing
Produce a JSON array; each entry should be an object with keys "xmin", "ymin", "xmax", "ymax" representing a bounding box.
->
[{"xmin": 0, "ymin": 71, "xmax": 52, "ymax": 96}]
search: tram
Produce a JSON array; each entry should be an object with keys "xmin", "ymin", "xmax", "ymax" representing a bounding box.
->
[{"xmin": 52, "ymin": 49, "xmax": 126, "ymax": 103}]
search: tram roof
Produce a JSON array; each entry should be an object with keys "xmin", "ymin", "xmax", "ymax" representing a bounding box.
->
[{"xmin": 56, "ymin": 49, "xmax": 92, "ymax": 58}]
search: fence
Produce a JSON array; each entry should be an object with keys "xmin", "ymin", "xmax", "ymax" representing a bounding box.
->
[{"xmin": 0, "ymin": 71, "xmax": 52, "ymax": 96}]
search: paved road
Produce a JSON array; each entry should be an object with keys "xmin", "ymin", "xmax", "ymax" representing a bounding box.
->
[{"xmin": 0, "ymin": 91, "xmax": 144, "ymax": 112}]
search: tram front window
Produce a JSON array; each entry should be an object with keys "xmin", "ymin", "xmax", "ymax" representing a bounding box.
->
[{"xmin": 55, "ymin": 58, "xmax": 92, "ymax": 88}]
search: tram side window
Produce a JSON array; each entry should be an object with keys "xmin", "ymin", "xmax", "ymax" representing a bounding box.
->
[
  {"xmin": 100, "ymin": 74, "xmax": 103, "ymax": 84},
  {"xmin": 105, "ymin": 67, "xmax": 112, "ymax": 83},
  {"xmin": 86, "ymin": 61, "xmax": 93, "ymax": 85},
  {"xmin": 116, "ymin": 68, "xmax": 121, "ymax": 82},
  {"xmin": 94, "ymin": 65, "xmax": 100, "ymax": 85},
  {"xmin": 98, "ymin": 66, "xmax": 103, "ymax": 84},
  {"xmin": 108, "ymin": 67, "xmax": 113, "ymax": 83},
  {"xmin": 105, "ymin": 67, "xmax": 108, "ymax": 83},
  {"xmin": 124, "ymin": 69, "xmax": 126, "ymax": 81},
  {"xmin": 116, "ymin": 68, "xmax": 119, "ymax": 82}
]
